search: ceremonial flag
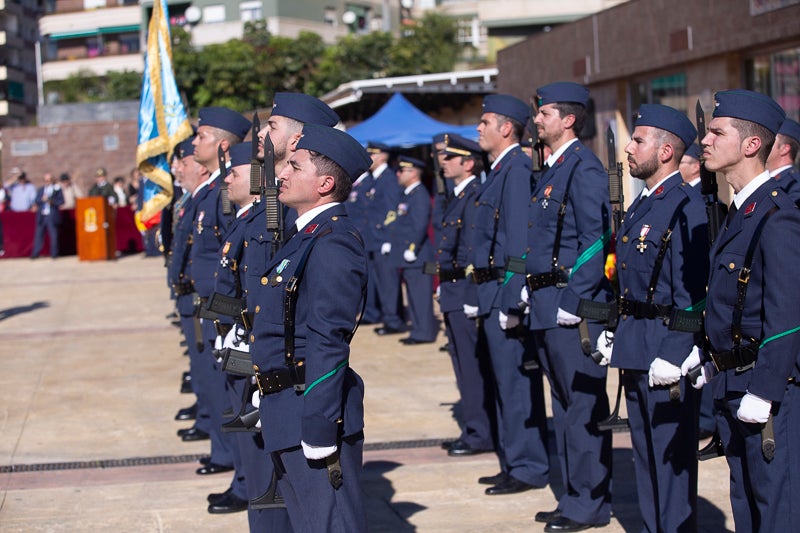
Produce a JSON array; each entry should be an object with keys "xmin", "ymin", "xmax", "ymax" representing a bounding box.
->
[{"xmin": 135, "ymin": 0, "xmax": 192, "ymax": 229}]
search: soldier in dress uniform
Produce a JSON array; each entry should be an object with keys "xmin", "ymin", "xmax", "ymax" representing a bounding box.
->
[
  {"xmin": 767, "ymin": 117, "xmax": 800, "ymax": 204},
  {"xmin": 471, "ymin": 94, "xmax": 550, "ymax": 496},
  {"xmin": 169, "ymin": 137, "xmax": 215, "ymax": 445},
  {"xmin": 606, "ymin": 104, "xmax": 708, "ymax": 532},
  {"xmin": 378, "ymin": 156, "xmax": 437, "ymax": 344},
  {"xmin": 523, "ymin": 82, "xmax": 612, "ymax": 532},
  {"xmin": 433, "ymin": 133, "xmax": 496, "ymax": 456},
  {"xmin": 189, "ymin": 107, "xmax": 251, "ymax": 480},
  {"xmin": 249, "ymin": 123, "xmax": 371, "ymax": 532},
  {"xmin": 679, "ymin": 143, "xmax": 703, "ymax": 187},
  {"xmin": 365, "ymin": 142, "xmax": 407, "ymax": 336},
  {"xmin": 681, "ymin": 89, "xmax": 800, "ymax": 532}
]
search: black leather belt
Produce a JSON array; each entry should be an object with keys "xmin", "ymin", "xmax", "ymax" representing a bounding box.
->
[
  {"xmin": 618, "ymin": 297, "xmax": 703, "ymax": 333},
  {"xmin": 173, "ymin": 281, "xmax": 194, "ymax": 296},
  {"xmin": 253, "ymin": 363, "xmax": 306, "ymax": 395},
  {"xmin": 526, "ymin": 269, "xmax": 569, "ymax": 291},
  {"xmin": 708, "ymin": 342, "xmax": 758, "ymax": 372},
  {"xmin": 471, "ymin": 267, "xmax": 505, "ymax": 284},
  {"xmin": 439, "ymin": 268, "xmax": 467, "ymax": 282}
]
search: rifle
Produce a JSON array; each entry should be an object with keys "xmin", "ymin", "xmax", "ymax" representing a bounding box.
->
[
  {"xmin": 596, "ymin": 125, "xmax": 628, "ymax": 433},
  {"xmin": 696, "ymin": 100, "xmax": 726, "ymax": 247},
  {"xmin": 218, "ymin": 145, "xmax": 232, "ymax": 215},
  {"xmin": 249, "ymin": 112, "xmax": 263, "ymax": 197},
  {"xmin": 262, "ymin": 127, "xmax": 284, "ymax": 258}
]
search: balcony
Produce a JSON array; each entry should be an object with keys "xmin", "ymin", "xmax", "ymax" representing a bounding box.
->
[
  {"xmin": 40, "ymin": 5, "xmax": 141, "ymax": 38},
  {"xmin": 41, "ymin": 53, "xmax": 143, "ymax": 82}
]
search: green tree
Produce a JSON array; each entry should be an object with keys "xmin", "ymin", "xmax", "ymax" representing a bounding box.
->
[
  {"xmin": 106, "ymin": 70, "xmax": 143, "ymax": 101},
  {"xmin": 388, "ymin": 12, "xmax": 461, "ymax": 76},
  {"xmin": 312, "ymin": 31, "xmax": 395, "ymax": 94},
  {"xmin": 193, "ymin": 38, "xmax": 264, "ymax": 111}
]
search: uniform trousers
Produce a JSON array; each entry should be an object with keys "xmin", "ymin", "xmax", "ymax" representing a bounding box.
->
[
  {"xmin": 623, "ymin": 369, "xmax": 698, "ymax": 532},
  {"xmin": 534, "ymin": 324, "xmax": 611, "ymax": 525},
  {"xmin": 483, "ymin": 308, "xmax": 549, "ymax": 486},
  {"xmin": 401, "ymin": 266, "xmax": 437, "ymax": 342},
  {"xmin": 178, "ymin": 314, "xmax": 212, "ymax": 435},
  {"xmin": 371, "ymin": 253, "xmax": 405, "ymax": 331},
  {"xmin": 715, "ymin": 384, "xmax": 800, "ymax": 532},
  {"xmin": 198, "ymin": 319, "xmax": 235, "ymax": 467},
  {"xmin": 273, "ymin": 436, "xmax": 367, "ymax": 533},
  {"xmin": 443, "ymin": 309, "xmax": 495, "ymax": 450}
]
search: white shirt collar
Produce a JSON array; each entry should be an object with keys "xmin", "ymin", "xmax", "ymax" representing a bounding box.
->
[
  {"xmin": 545, "ymin": 138, "xmax": 579, "ymax": 168},
  {"xmin": 193, "ymin": 168, "xmax": 219, "ymax": 198},
  {"xmin": 640, "ymin": 171, "xmax": 679, "ymax": 198},
  {"xmin": 688, "ymin": 177, "xmax": 701, "ymax": 187},
  {"xmin": 453, "ymin": 175, "xmax": 476, "ymax": 197},
  {"xmin": 491, "ymin": 143, "xmax": 519, "ymax": 170},
  {"xmin": 769, "ymin": 164, "xmax": 793, "ymax": 178},
  {"xmin": 294, "ymin": 202, "xmax": 340, "ymax": 232},
  {"xmin": 371, "ymin": 162, "xmax": 388, "ymax": 179},
  {"xmin": 404, "ymin": 181, "xmax": 421, "ymax": 195},
  {"xmin": 236, "ymin": 201, "xmax": 255, "ymax": 218},
  {"xmin": 733, "ymin": 170, "xmax": 771, "ymax": 209}
]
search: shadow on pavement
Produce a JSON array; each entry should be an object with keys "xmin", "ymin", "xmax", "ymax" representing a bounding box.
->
[
  {"xmin": 363, "ymin": 460, "xmax": 422, "ymax": 532},
  {"xmin": 0, "ymin": 301, "xmax": 49, "ymax": 321}
]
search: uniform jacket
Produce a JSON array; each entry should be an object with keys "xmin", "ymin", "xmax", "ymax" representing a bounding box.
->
[
  {"xmin": 344, "ymin": 172, "xmax": 374, "ymax": 241},
  {"xmin": 212, "ymin": 206, "xmax": 255, "ymax": 326},
  {"xmin": 250, "ymin": 204, "xmax": 367, "ymax": 453},
  {"xmin": 380, "ymin": 182, "xmax": 433, "ymax": 268},
  {"xmin": 473, "ymin": 145, "xmax": 531, "ymax": 315},
  {"xmin": 365, "ymin": 166, "xmax": 403, "ymax": 253},
  {"xmin": 773, "ymin": 165, "xmax": 800, "ymax": 206},
  {"xmin": 167, "ymin": 195, "xmax": 197, "ymax": 315},
  {"xmin": 611, "ymin": 173, "xmax": 708, "ymax": 370},
  {"xmin": 706, "ymin": 179, "xmax": 800, "ymax": 402},
  {"xmin": 525, "ymin": 140, "xmax": 612, "ymax": 329},
  {"xmin": 243, "ymin": 203, "xmax": 297, "ymax": 309},
  {"xmin": 438, "ymin": 178, "xmax": 481, "ymax": 314},
  {"xmin": 190, "ymin": 172, "xmax": 236, "ymax": 298}
]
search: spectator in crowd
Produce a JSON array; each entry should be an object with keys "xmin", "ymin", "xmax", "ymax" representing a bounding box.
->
[
  {"xmin": 88, "ymin": 167, "xmax": 117, "ymax": 205},
  {"xmin": 113, "ymin": 176, "xmax": 129, "ymax": 207},
  {"xmin": 7, "ymin": 168, "xmax": 37, "ymax": 212},
  {"xmin": 58, "ymin": 173, "xmax": 83, "ymax": 210},
  {"xmin": 31, "ymin": 173, "xmax": 64, "ymax": 259}
]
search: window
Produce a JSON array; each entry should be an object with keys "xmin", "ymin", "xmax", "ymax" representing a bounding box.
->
[
  {"xmin": 324, "ymin": 7, "xmax": 336, "ymax": 26},
  {"xmin": 119, "ymin": 32, "xmax": 140, "ymax": 54},
  {"xmin": 203, "ymin": 5, "xmax": 226, "ymax": 24},
  {"xmin": 631, "ymin": 72, "xmax": 688, "ymax": 119},
  {"xmin": 456, "ymin": 17, "xmax": 481, "ymax": 48},
  {"xmin": 747, "ymin": 47, "xmax": 800, "ymax": 121},
  {"xmin": 240, "ymin": 1, "xmax": 262, "ymax": 21}
]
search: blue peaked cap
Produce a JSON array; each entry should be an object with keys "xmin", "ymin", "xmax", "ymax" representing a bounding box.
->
[
  {"xmin": 536, "ymin": 82, "xmax": 590, "ymax": 107},
  {"xmin": 778, "ymin": 118, "xmax": 800, "ymax": 144},
  {"xmin": 712, "ymin": 89, "xmax": 785, "ymax": 134},
  {"xmin": 634, "ymin": 104, "xmax": 697, "ymax": 149},
  {"xmin": 684, "ymin": 143, "xmax": 703, "ymax": 160},
  {"xmin": 297, "ymin": 124, "xmax": 371, "ymax": 181},
  {"xmin": 482, "ymin": 94, "xmax": 530, "ymax": 125},
  {"xmin": 228, "ymin": 142, "xmax": 252, "ymax": 168},
  {"xmin": 398, "ymin": 155, "xmax": 426, "ymax": 170},
  {"xmin": 271, "ymin": 92, "xmax": 340, "ymax": 127},
  {"xmin": 443, "ymin": 133, "xmax": 481, "ymax": 156},
  {"xmin": 177, "ymin": 136, "xmax": 196, "ymax": 158}
]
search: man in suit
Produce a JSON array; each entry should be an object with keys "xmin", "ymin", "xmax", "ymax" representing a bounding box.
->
[
  {"xmin": 188, "ymin": 107, "xmax": 250, "ymax": 481},
  {"xmin": 608, "ymin": 104, "xmax": 708, "ymax": 532},
  {"xmin": 524, "ymin": 82, "xmax": 612, "ymax": 532},
  {"xmin": 471, "ymin": 94, "xmax": 550, "ymax": 496},
  {"xmin": 31, "ymin": 173, "xmax": 64, "ymax": 258},
  {"xmin": 682, "ymin": 89, "xmax": 800, "ymax": 532},
  {"xmin": 379, "ymin": 156, "xmax": 437, "ymax": 344},
  {"xmin": 250, "ymin": 123, "xmax": 371, "ymax": 532},
  {"xmin": 767, "ymin": 117, "xmax": 800, "ymax": 204},
  {"xmin": 366, "ymin": 142, "xmax": 407, "ymax": 336},
  {"xmin": 433, "ymin": 133, "xmax": 496, "ymax": 457}
]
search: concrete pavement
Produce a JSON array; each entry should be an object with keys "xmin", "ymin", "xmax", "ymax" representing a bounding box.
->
[{"xmin": 0, "ymin": 255, "xmax": 734, "ymax": 531}]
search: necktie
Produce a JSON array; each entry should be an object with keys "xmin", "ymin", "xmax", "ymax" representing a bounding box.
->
[
  {"xmin": 284, "ymin": 224, "xmax": 298, "ymax": 242},
  {"xmin": 724, "ymin": 203, "xmax": 738, "ymax": 229}
]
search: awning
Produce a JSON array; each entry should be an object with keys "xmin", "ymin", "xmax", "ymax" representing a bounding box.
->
[{"xmin": 49, "ymin": 25, "xmax": 140, "ymax": 40}]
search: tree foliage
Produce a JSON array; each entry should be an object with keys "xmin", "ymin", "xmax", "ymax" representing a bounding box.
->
[{"xmin": 44, "ymin": 14, "xmax": 461, "ymax": 111}]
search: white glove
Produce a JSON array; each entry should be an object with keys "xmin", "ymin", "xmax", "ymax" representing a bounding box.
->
[
  {"xmin": 520, "ymin": 286, "xmax": 530, "ymax": 306},
  {"xmin": 435, "ymin": 285, "xmax": 441, "ymax": 299},
  {"xmin": 223, "ymin": 327, "xmax": 238, "ymax": 349},
  {"xmin": 648, "ymin": 357, "xmax": 682, "ymax": 387},
  {"xmin": 499, "ymin": 311, "xmax": 520, "ymax": 330},
  {"xmin": 463, "ymin": 304, "xmax": 479, "ymax": 318},
  {"xmin": 403, "ymin": 249, "xmax": 417, "ymax": 263},
  {"xmin": 595, "ymin": 330, "xmax": 614, "ymax": 366},
  {"xmin": 680, "ymin": 346, "xmax": 708, "ymax": 389},
  {"xmin": 251, "ymin": 389, "xmax": 261, "ymax": 408},
  {"xmin": 737, "ymin": 392, "xmax": 772, "ymax": 424},
  {"xmin": 556, "ymin": 307, "xmax": 582, "ymax": 326},
  {"xmin": 380, "ymin": 242, "xmax": 391, "ymax": 255},
  {"xmin": 301, "ymin": 440, "xmax": 338, "ymax": 460},
  {"xmin": 214, "ymin": 335, "xmax": 223, "ymax": 351}
]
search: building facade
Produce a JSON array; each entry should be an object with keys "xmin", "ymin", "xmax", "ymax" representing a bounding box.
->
[{"xmin": 1, "ymin": 0, "xmax": 43, "ymax": 128}]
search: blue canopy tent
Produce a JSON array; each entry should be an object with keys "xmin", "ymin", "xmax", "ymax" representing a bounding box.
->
[{"xmin": 345, "ymin": 93, "xmax": 478, "ymax": 147}]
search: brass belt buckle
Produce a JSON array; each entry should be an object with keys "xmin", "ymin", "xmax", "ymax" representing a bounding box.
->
[
  {"xmin": 738, "ymin": 267, "xmax": 751, "ymax": 284},
  {"xmin": 253, "ymin": 365, "xmax": 265, "ymax": 396}
]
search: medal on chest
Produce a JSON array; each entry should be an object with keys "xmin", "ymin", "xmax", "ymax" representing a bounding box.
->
[
  {"xmin": 636, "ymin": 224, "xmax": 651, "ymax": 254},
  {"xmin": 196, "ymin": 211, "xmax": 205, "ymax": 234},
  {"xmin": 541, "ymin": 185, "xmax": 552, "ymax": 210}
]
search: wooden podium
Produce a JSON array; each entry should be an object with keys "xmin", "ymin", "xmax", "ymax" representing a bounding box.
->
[{"xmin": 76, "ymin": 197, "xmax": 116, "ymax": 261}]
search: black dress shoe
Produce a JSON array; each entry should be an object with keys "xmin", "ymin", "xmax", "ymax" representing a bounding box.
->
[
  {"xmin": 544, "ymin": 516, "xmax": 606, "ymax": 532},
  {"xmin": 180, "ymin": 381, "xmax": 193, "ymax": 394},
  {"xmin": 180, "ymin": 339, "xmax": 188, "ymax": 347},
  {"xmin": 181, "ymin": 428, "xmax": 210, "ymax": 442},
  {"xmin": 207, "ymin": 492, "xmax": 248, "ymax": 513},
  {"xmin": 177, "ymin": 426, "xmax": 193, "ymax": 437},
  {"xmin": 198, "ymin": 455, "xmax": 211, "ymax": 465},
  {"xmin": 448, "ymin": 440, "xmax": 492, "ymax": 456},
  {"xmin": 535, "ymin": 509, "xmax": 562, "ymax": 523},
  {"xmin": 440, "ymin": 439, "xmax": 456, "ymax": 450},
  {"xmin": 374, "ymin": 325, "xmax": 407, "ymax": 335},
  {"xmin": 196, "ymin": 463, "xmax": 234, "ymax": 475},
  {"xmin": 485, "ymin": 476, "xmax": 541, "ymax": 495},
  {"xmin": 207, "ymin": 487, "xmax": 232, "ymax": 503},
  {"xmin": 439, "ymin": 343, "xmax": 450, "ymax": 352},
  {"xmin": 174, "ymin": 403, "xmax": 198, "ymax": 421},
  {"xmin": 478, "ymin": 471, "xmax": 508, "ymax": 485},
  {"xmin": 399, "ymin": 337, "xmax": 436, "ymax": 345}
]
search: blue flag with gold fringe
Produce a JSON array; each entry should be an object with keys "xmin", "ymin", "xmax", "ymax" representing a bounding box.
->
[{"xmin": 136, "ymin": 0, "xmax": 192, "ymax": 230}]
